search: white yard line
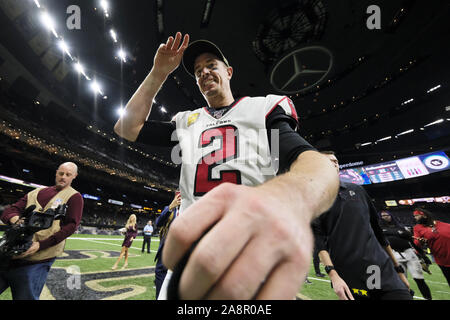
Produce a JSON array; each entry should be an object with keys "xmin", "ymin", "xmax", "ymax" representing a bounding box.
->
[
  {"xmin": 68, "ymin": 238, "xmax": 156, "ymax": 252},
  {"xmin": 436, "ymin": 291, "xmax": 450, "ymax": 295},
  {"xmin": 425, "ymin": 280, "xmax": 448, "ymax": 286},
  {"xmin": 69, "ymin": 237, "xmax": 159, "ymax": 242}
]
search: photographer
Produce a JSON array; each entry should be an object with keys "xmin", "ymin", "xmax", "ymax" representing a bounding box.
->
[{"xmin": 0, "ymin": 162, "xmax": 84, "ymax": 300}]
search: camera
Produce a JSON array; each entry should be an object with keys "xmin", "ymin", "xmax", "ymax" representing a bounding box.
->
[{"xmin": 0, "ymin": 204, "xmax": 67, "ymax": 270}]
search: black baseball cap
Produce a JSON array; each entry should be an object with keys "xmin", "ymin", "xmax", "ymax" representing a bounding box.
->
[{"xmin": 182, "ymin": 40, "xmax": 230, "ymax": 78}]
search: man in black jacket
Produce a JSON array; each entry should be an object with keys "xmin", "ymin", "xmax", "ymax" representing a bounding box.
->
[{"xmin": 312, "ymin": 151, "xmax": 411, "ymax": 300}]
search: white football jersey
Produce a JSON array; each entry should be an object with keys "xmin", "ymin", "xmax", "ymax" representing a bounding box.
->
[{"xmin": 173, "ymin": 95, "xmax": 298, "ymax": 213}]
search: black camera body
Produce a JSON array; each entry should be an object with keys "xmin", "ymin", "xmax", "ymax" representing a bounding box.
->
[{"xmin": 0, "ymin": 204, "xmax": 67, "ymax": 270}]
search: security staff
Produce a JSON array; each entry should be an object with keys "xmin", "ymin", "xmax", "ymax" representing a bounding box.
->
[
  {"xmin": 312, "ymin": 152, "xmax": 411, "ymax": 300},
  {"xmin": 142, "ymin": 220, "xmax": 153, "ymax": 253}
]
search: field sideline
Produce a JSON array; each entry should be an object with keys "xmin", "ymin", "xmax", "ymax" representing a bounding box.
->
[{"xmin": 0, "ymin": 233, "xmax": 448, "ymax": 300}]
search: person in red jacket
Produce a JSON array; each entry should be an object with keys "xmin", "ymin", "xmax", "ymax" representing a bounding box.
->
[{"xmin": 413, "ymin": 208, "xmax": 450, "ymax": 286}]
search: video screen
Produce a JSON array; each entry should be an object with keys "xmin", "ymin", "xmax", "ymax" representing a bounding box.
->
[
  {"xmin": 339, "ymin": 167, "xmax": 371, "ymax": 185},
  {"xmin": 362, "ymin": 162, "xmax": 405, "ymax": 184}
]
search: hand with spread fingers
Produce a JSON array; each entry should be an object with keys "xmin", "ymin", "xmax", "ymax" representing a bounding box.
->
[
  {"xmin": 163, "ymin": 182, "xmax": 314, "ymax": 300},
  {"xmin": 153, "ymin": 32, "xmax": 190, "ymax": 78}
]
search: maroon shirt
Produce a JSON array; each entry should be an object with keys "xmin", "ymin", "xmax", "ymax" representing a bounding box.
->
[
  {"xmin": 1, "ymin": 186, "xmax": 84, "ymax": 253},
  {"xmin": 122, "ymin": 225, "xmax": 138, "ymax": 248}
]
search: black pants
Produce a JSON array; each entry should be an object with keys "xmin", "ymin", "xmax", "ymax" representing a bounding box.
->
[
  {"xmin": 438, "ymin": 264, "xmax": 450, "ymax": 286},
  {"xmin": 353, "ymin": 288, "xmax": 413, "ymax": 300},
  {"xmin": 155, "ymin": 249, "xmax": 168, "ymax": 299},
  {"xmin": 313, "ymin": 247, "xmax": 322, "ymax": 274},
  {"xmin": 142, "ymin": 235, "xmax": 151, "ymax": 253}
]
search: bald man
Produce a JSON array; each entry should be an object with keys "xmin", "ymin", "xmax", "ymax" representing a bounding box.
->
[{"xmin": 0, "ymin": 162, "xmax": 84, "ymax": 300}]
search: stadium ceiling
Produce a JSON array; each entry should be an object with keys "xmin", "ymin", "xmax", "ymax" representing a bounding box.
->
[{"xmin": 0, "ymin": 0, "xmax": 449, "ymax": 167}]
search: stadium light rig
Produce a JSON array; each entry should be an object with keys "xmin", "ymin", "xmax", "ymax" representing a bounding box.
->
[
  {"xmin": 424, "ymin": 119, "xmax": 444, "ymax": 128},
  {"xmin": 116, "ymin": 107, "xmax": 126, "ymax": 117},
  {"xmin": 376, "ymin": 136, "xmax": 392, "ymax": 142},
  {"xmin": 110, "ymin": 29, "xmax": 118, "ymax": 43},
  {"xmin": 118, "ymin": 49, "xmax": 127, "ymax": 62},
  {"xmin": 90, "ymin": 81, "xmax": 104, "ymax": 96},
  {"xmin": 40, "ymin": 11, "xmax": 58, "ymax": 38},
  {"xmin": 58, "ymin": 40, "xmax": 73, "ymax": 60},
  {"xmin": 100, "ymin": 0, "xmax": 110, "ymax": 18},
  {"xmin": 74, "ymin": 62, "xmax": 90, "ymax": 80},
  {"xmin": 396, "ymin": 129, "xmax": 414, "ymax": 137},
  {"xmin": 427, "ymin": 85, "xmax": 441, "ymax": 93},
  {"xmin": 401, "ymin": 98, "xmax": 414, "ymax": 106}
]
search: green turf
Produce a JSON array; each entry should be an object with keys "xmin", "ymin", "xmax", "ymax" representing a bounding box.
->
[
  {"xmin": 300, "ymin": 260, "xmax": 449, "ymax": 300},
  {"xmin": 0, "ymin": 233, "xmax": 448, "ymax": 300}
]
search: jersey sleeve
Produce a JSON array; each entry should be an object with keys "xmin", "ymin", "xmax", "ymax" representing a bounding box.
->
[{"xmin": 265, "ymin": 95, "xmax": 299, "ymax": 129}]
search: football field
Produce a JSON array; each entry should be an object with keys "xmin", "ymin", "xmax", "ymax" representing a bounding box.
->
[{"xmin": 0, "ymin": 233, "xmax": 448, "ymax": 300}]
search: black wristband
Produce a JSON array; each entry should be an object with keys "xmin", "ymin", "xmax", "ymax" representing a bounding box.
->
[
  {"xmin": 325, "ymin": 265, "xmax": 335, "ymax": 274},
  {"xmin": 394, "ymin": 265, "xmax": 405, "ymax": 273}
]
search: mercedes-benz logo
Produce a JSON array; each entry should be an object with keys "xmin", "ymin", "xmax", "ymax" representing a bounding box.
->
[{"xmin": 270, "ymin": 46, "xmax": 333, "ymax": 94}]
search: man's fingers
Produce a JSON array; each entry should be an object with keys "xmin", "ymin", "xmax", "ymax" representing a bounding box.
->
[
  {"xmin": 336, "ymin": 288, "xmax": 348, "ymax": 300},
  {"xmin": 177, "ymin": 214, "xmax": 255, "ymax": 299},
  {"xmin": 346, "ymin": 287, "xmax": 355, "ymax": 300},
  {"xmin": 205, "ymin": 234, "xmax": 282, "ymax": 300},
  {"xmin": 177, "ymin": 34, "xmax": 190, "ymax": 54},
  {"xmin": 170, "ymin": 32, "xmax": 182, "ymax": 51},
  {"xmin": 254, "ymin": 260, "xmax": 307, "ymax": 300},
  {"xmin": 163, "ymin": 185, "xmax": 236, "ymax": 270}
]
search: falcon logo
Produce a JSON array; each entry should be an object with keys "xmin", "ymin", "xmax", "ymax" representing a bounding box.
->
[{"xmin": 187, "ymin": 113, "xmax": 200, "ymax": 127}]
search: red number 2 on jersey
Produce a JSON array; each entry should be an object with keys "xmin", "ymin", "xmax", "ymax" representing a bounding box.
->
[{"xmin": 194, "ymin": 125, "xmax": 242, "ymax": 196}]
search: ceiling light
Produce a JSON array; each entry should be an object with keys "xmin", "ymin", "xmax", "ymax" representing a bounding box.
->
[
  {"xmin": 100, "ymin": 0, "xmax": 109, "ymax": 12},
  {"xmin": 40, "ymin": 12, "xmax": 58, "ymax": 37},
  {"xmin": 118, "ymin": 49, "xmax": 127, "ymax": 62},
  {"xmin": 376, "ymin": 136, "xmax": 392, "ymax": 142},
  {"xmin": 58, "ymin": 40, "xmax": 73, "ymax": 59},
  {"xmin": 396, "ymin": 129, "xmax": 414, "ymax": 136},
  {"xmin": 427, "ymin": 85, "xmax": 441, "ymax": 93},
  {"xmin": 423, "ymin": 119, "xmax": 444, "ymax": 127},
  {"xmin": 74, "ymin": 62, "xmax": 85, "ymax": 74},
  {"xmin": 401, "ymin": 98, "xmax": 414, "ymax": 106},
  {"xmin": 90, "ymin": 81, "xmax": 103, "ymax": 95},
  {"xmin": 116, "ymin": 107, "xmax": 126, "ymax": 117},
  {"xmin": 110, "ymin": 29, "xmax": 118, "ymax": 43}
]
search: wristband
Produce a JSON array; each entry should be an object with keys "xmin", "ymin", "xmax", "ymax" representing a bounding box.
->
[
  {"xmin": 394, "ymin": 265, "xmax": 405, "ymax": 273},
  {"xmin": 325, "ymin": 265, "xmax": 335, "ymax": 274}
]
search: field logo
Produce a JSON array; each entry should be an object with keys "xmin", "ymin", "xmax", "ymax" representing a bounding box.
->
[{"xmin": 66, "ymin": 265, "xmax": 81, "ymax": 290}]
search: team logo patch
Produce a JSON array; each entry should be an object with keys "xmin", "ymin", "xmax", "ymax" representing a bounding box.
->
[{"xmin": 187, "ymin": 113, "xmax": 200, "ymax": 127}]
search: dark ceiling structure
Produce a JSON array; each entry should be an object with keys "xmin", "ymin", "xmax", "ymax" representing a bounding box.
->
[{"xmin": 0, "ymin": 0, "xmax": 449, "ymax": 203}]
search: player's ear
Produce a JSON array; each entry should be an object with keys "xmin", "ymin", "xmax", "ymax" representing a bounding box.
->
[{"xmin": 227, "ymin": 66, "xmax": 233, "ymax": 80}]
